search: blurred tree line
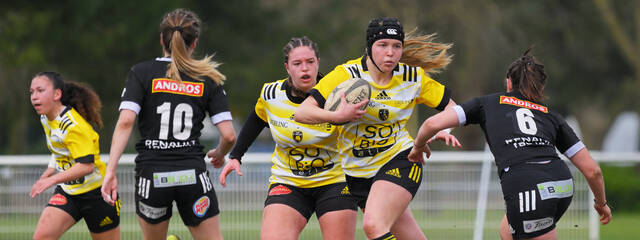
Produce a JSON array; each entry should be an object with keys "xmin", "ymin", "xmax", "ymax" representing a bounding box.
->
[{"xmin": 1, "ymin": 0, "xmax": 639, "ymax": 155}]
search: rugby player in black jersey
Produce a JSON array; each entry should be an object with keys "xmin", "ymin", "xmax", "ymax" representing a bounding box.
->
[
  {"xmin": 409, "ymin": 48, "xmax": 611, "ymax": 240},
  {"xmin": 101, "ymin": 9, "xmax": 235, "ymax": 240},
  {"xmin": 219, "ymin": 36, "xmax": 358, "ymax": 240}
]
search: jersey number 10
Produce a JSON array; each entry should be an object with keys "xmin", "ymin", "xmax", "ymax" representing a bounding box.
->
[
  {"xmin": 516, "ymin": 108, "xmax": 537, "ymax": 135},
  {"xmin": 157, "ymin": 102, "xmax": 194, "ymax": 140}
]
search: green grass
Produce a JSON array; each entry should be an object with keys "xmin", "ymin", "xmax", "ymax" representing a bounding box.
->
[
  {"xmin": 600, "ymin": 212, "xmax": 640, "ymax": 240},
  {"xmin": 1, "ymin": 210, "xmax": 636, "ymax": 239}
]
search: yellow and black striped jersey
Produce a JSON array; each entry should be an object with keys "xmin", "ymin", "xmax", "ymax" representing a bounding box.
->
[
  {"xmin": 39, "ymin": 106, "xmax": 105, "ymax": 195},
  {"xmin": 256, "ymin": 79, "xmax": 345, "ymax": 188},
  {"xmin": 310, "ymin": 57, "xmax": 450, "ymax": 178}
]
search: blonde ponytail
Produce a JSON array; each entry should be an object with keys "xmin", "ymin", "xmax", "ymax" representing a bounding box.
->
[
  {"xmin": 401, "ymin": 30, "xmax": 453, "ymax": 74},
  {"xmin": 161, "ymin": 9, "xmax": 226, "ymax": 85}
]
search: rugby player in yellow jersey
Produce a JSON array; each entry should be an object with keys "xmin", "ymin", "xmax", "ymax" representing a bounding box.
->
[
  {"xmin": 295, "ymin": 18, "xmax": 461, "ymax": 240},
  {"xmin": 29, "ymin": 72, "xmax": 120, "ymax": 240},
  {"xmin": 219, "ymin": 37, "xmax": 357, "ymax": 240}
]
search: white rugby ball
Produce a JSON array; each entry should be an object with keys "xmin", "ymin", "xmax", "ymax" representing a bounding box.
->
[{"xmin": 324, "ymin": 78, "xmax": 371, "ymax": 112}]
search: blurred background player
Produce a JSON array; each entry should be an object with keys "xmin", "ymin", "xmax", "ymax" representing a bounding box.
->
[
  {"xmin": 101, "ymin": 9, "xmax": 235, "ymax": 240},
  {"xmin": 30, "ymin": 71, "xmax": 121, "ymax": 240},
  {"xmin": 219, "ymin": 36, "xmax": 357, "ymax": 240},
  {"xmin": 295, "ymin": 17, "xmax": 461, "ymax": 240},
  {"xmin": 409, "ymin": 48, "xmax": 612, "ymax": 240}
]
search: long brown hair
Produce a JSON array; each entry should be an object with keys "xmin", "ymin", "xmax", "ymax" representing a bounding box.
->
[
  {"xmin": 506, "ymin": 47, "xmax": 547, "ymax": 102},
  {"xmin": 401, "ymin": 30, "xmax": 453, "ymax": 74},
  {"xmin": 160, "ymin": 9, "xmax": 226, "ymax": 85},
  {"xmin": 34, "ymin": 72, "xmax": 103, "ymax": 128}
]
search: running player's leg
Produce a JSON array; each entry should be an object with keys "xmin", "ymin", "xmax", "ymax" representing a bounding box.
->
[
  {"xmin": 137, "ymin": 217, "xmax": 169, "ymax": 240},
  {"xmin": 363, "ymin": 148, "xmax": 424, "ymax": 239},
  {"xmin": 175, "ymin": 169, "xmax": 222, "ymax": 240},
  {"xmin": 318, "ymin": 209, "xmax": 357, "ymax": 240},
  {"xmin": 90, "ymin": 226, "xmax": 121, "ymax": 240},
  {"xmin": 501, "ymin": 216, "xmax": 559, "ymax": 240},
  {"xmin": 499, "ymin": 214, "xmax": 513, "ymax": 240},
  {"xmin": 261, "ymin": 183, "xmax": 311, "ymax": 240},
  {"xmin": 527, "ymin": 229, "xmax": 557, "ymax": 240},
  {"xmin": 362, "ymin": 180, "xmax": 413, "ymax": 239},
  {"xmin": 261, "ymin": 204, "xmax": 308, "ymax": 240},
  {"xmin": 135, "ymin": 167, "xmax": 174, "ymax": 240},
  {"xmin": 81, "ymin": 188, "xmax": 121, "ymax": 240},
  {"xmin": 316, "ymin": 183, "xmax": 358, "ymax": 240},
  {"xmin": 33, "ymin": 207, "xmax": 76, "ymax": 240},
  {"xmin": 390, "ymin": 206, "xmax": 426, "ymax": 240},
  {"xmin": 187, "ymin": 216, "xmax": 223, "ymax": 240}
]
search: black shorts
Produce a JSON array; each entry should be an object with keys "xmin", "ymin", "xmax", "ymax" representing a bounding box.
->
[
  {"xmin": 134, "ymin": 165, "xmax": 219, "ymax": 226},
  {"xmin": 264, "ymin": 182, "xmax": 357, "ymax": 220},
  {"xmin": 346, "ymin": 147, "xmax": 422, "ymax": 209},
  {"xmin": 47, "ymin": 186, "xmax": 120, "ymax": 233},
  {"xmin": 500, "ymin": 160, "xmax": 573, "ymax": 239}
]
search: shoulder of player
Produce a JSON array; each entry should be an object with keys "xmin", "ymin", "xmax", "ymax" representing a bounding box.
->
[
  {"xmin": 394, "ymin": 63, "xmax": 424, "ymax": 83},
  {"xmin": 56, "ymin": 110, "xmax": 80, "ymax": 134},
  {"xmin": 130, "ymin": 59, "xmax": 164, "ymax": 72},
  {"xmin": 336, "ymin": 58, "xmax": 363, "ymax": 72},
  {"xmin": 259, "ymin": 79, "xmax": 286, "ymax": 101}
]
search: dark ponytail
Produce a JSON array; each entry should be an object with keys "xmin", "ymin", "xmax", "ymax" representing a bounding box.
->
[
  {"xmin": 34, "ymin": 72, "xmax": 103, "ymax": 129},
  {"xmin": 506, "ymin": 47, "xmax": 547, "ymax": 102}
]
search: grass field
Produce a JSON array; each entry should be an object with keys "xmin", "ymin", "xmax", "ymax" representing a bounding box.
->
[{"xmin": 3, "ymin": 209, "xmax": 633, "ymax": 239}]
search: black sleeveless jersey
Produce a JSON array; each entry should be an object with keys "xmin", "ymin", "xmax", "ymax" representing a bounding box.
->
[
  {"xmin": 454, "ymin": 92, "xmax": 584, "ymax": 170},
  {"xmin": 119, "ymin": 57, "xmax": 231, "ymax": 168}
]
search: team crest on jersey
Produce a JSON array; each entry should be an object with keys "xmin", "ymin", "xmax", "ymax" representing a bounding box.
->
[
  {"xmin": 152, "ymin": 78, "xmax": 204, "ymax": 97},
  {"xmin": 192, "ymin": 196, "xmax": 210, "ymax": 217},
  {"xmin": 48, "ymin": 194, "xmax": 67, "ymax": 205},
  {"xmin": 292, "ymin": 130, "xmax": 303, "ymax": 143},
  {"xmin": 499, "ymin": 96, "xmax": 548, "ymax": 113},
  {"xmin": 379, "ymin": 109, "xmax": 389, "ymax": 121},
  {"xmin": 269, "ymin": 185, "xmax": 292, "ymax": 196}
]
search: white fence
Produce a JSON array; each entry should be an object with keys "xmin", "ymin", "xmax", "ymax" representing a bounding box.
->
[{"xmin": 1, "ymin": 151, "xmax": 637, "ymax": 240}]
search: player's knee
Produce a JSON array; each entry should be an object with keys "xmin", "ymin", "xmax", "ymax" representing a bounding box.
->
[
  {"xmin": 362, "ymin": 218, "xmax": 386, "ymax": 239},
  {"xmin": 32, "ymin": 230, "xmax": 53, "ymax": 240}
]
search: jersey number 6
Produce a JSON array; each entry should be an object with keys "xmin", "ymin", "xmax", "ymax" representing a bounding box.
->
[
  {"xmin": 157, "ymin": 102, "xmax": 194, "ymax": 140},
  {"xmin": 515, "ymin": 108, "xmax": 537, "ymax": 135}
]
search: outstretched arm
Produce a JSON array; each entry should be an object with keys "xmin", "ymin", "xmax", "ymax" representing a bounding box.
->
[
  {"xmin": 569, "ymin": 148, "xmax": 611, "ymax": 224},
  {"xmin": 427, "ymin": 99, "xmax": 462, "ymax": 148},
  {"xmin": 208, "ymin": 120, "xmax": 236, "ymax": 169},
  {"xmin": 219, "ymin": 111, "xmax": 266, "ymax": 187},
  {"xmin": 101, "ymin": 109, "xmax": 136, "ymax": 205},
  {"xmin": 408, "ymin": 108, "xmax": 461, "ymax": 163}
]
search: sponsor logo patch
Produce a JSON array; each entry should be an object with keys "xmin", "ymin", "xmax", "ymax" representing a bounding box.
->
[
  {"xmin": 48, "ymin": 194, "xmax": 67, "ymax": 205},
  {"xmin": 537, "ymin": 179, "xmax": 573, "ymax": 200},
  {"xmin": 499, "ymin": 96, "xmax": 548, "ymax": 113},
  {"xmin": 269, "ymin": 185, "xmax": 292, "ymax": 196},
  {"xmin": 378, "ymin": 109, "xmax": 389, "ymax": 121},
  {"xmin": 292, "ymin": 130, "xmax": 303, "ymax": 143},
  {"xmin": 375, "ymin": 90, "xmax": 391, "ymax": 100},
  {"xmin": 99, "ymin": 217, "xmax": 113, "ymax": 227},
  {"xmin": 138, "ymin": 201, "xmax": 167, "ymax": 220},
  {"xmin": 385, "ymin": 168, "xmax": 402, "ymax": 178},
  {"xmin": 341, "ymin": 186, "xmax": 351, "ymax": 195},
  {"xmin": 153, "ymin": 169, "xmax": 197, "ymax": 188},
  {"xmin": 152, "ymin": 78, "xmax": 204, "ymax": 97},
  {"xmin": 193, "ymin": 196, "xmax": 210, "ymax": 217},
  {"xmin": 523, "ymin": 217, "xmax": 554, "ymax": 233}
]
